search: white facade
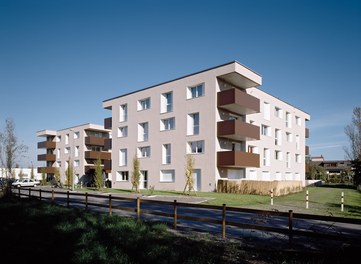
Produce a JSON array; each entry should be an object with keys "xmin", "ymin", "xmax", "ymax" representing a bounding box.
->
[{"xmin": 103, "ymin": 61, "xmax": 310, "ymax": 192}]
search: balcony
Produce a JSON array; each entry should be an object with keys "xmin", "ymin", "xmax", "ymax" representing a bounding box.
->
[
  {"xmin": 218, "ymin": 88, "xmax": 260, "ymax": 115},
  {"xmin": 37, "ymin": 167, "xmax": 57, "ymax": 174},
  {"xmin": 217, "ymin": 151, "xmax": 260, "ymax": 168},
  {"xmin": 85, "ymin": 151, "xmax": 111, "ymax": 160},
  {"xmin": 305, "ymin": 128, "xmax": 310, "ymax": 138},
  {"xmin": 305, "ymin": 146, "xmax": 310, "ymax": 156},
  {"xmin": 104, "ymin": 159, "xmax": 112, "ymax": 173},
  {"xmin": 85, "ymin": 136, "xmax": 105, "ymax": 146},
  {"xmin": 104, "ymin": 117, "xmax": 112, "ymax": 129},
  {"xmin": 218, "ymin": 120, "xmax": 260, "ymax": 141},
  {"xmin": 104, "ymin": 138, "xmax": 112, "ymax": 151},
  {"xmin": 37, "ymin": 141, "xmax": 56, "ymax": 149},
  {"xmin": 37, "ymin": 154, "xmax": 56, "ymax": 162}
]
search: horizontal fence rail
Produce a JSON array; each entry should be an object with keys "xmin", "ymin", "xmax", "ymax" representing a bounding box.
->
[{"xmin": 7, "ymin": 186, "xmax": 361, "ymax": 245}]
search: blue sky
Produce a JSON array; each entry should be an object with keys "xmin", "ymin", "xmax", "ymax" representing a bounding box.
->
[{"xmin": 0, "ymin": 0, "xmax": 360, "ymax": 167}]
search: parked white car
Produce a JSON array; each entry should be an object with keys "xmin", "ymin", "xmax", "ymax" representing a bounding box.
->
[{"xmin": 12, "ymin": 179, "xmax": 40, "ymax": 188}]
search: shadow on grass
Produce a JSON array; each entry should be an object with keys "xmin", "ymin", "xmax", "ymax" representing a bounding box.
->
[
  {"xmin": 1, "ymin": 196, "xmax": 360, "ymax": 264},
  {"xmin": 0, "ymin": 196, "xmax": 238, "ymax": 264}
]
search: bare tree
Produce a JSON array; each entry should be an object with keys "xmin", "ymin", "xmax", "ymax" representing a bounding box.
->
[
  {"xmin": 0, "ymin": 118, "xmax": 28, "ymax": 179},
  {"xmin": 344, "ymin": 107, "xmax": 361, "ymax": 186},
  {"xmin": 183, "ymin": 154, "xmax": 196, "ymax": 195}
]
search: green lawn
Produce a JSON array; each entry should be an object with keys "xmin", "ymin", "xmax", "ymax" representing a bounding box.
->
[{"xmin": 81, "ymin": 184, "xmax": 361, "ymax": 219}]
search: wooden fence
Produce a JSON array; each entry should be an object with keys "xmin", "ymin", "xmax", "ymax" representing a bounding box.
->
[{"xmin": 8, "ymin": 186, "xmax": 361, "ymax": 245}]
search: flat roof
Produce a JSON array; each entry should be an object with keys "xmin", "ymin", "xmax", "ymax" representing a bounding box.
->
[{"xmin": 103, "ymin": 60, "xmax": 261, "ymax": 103}]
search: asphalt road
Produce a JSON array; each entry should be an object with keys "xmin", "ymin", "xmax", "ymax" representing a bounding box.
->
[{"xmin": 12, "ymin": 186, "xmax": 361, "ymax": 251}]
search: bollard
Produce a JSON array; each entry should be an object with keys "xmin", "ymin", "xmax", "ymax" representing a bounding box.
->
[
  {"xmin": 306, "ymin": 190, "xmax": 309, "ymax": 209},
  {"xmin": 173, "ymin": 200, "xmax": 177, "ymax": 230},
  {"xmin": 270, "ymin": 189, "xmax": 274, "ymax": 205},
  {"xmin": 341, "ymin": 192, "xmax": 344, "ymax": 212},
  {"xmin": 222, "ymin": 204, "xmax": 226, "ymax": 239},
  {"xmin": 109, "ymin": 194, "xmax": 112, "ymax": 216},
  {"xmin": 137, "ymin": 197, "xmax": 141, "ymax": 224}
]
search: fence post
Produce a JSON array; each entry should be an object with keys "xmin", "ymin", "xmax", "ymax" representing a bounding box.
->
[
  {"xmin": 222, "ymin": 204, "xmax": 226, "ymax": 240},
  {"xmin": 52, "ymin": 190, "xmax": 54, "ymax": 203},
  {"xmin": 18, "ymin": 187, "xmax": 20, "ymax": 198},
  {"xmin": 39, "ymin": 189, "xmax": 42, "ymax": 201},
  {"xmin": 341, "ymin": 192, "xmax": 344, "ymax": 212},
  {"xmin": 288, "ymin": 210, "xmax": 293, "ymax": 246},
  {"xmin": 109, "ymin": 194, "xmax": 112, "ymax": 216},
  {"xmin": 85, "ymin": 192, "xmax": 88, "ymax": 210},
  {"xmin": 173, "ymin": 200, "xmax": 177, "ymax": 230},
  {"xmin": 137, "ymin": 197, "xmax": 141, "ymax": 224},
  {"xmin": 306, "ymin": 190, "xmax": 309, "ymax": 209},
  {"xmin": 29, "ymin": 188, "xmax": 31, "ymax": 198},
  {"xmin": 67, "ymin": 191, "xmax": 70, "ymax": 208},
  {"xmin": 270, "ymin": 189, "xmax": 274, "ymax": 205}
]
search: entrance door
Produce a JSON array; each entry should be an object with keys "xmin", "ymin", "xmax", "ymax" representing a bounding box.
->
[
  {"xmin": 192, "ymin": 169, "xmax": 201, "ymax": 191},
  {"xmin": 140, "ymin": 170, "xmax": 148, "ymax": 189}
]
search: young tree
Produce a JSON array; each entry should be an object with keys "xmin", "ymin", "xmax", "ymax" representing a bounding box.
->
[
  {"xmin": 131, "ymin": 154, "xmax": 140, "ymax": 193},
  {"xmin": 65, "ymin": 158, "xmax": 73, "ymax": 189},
  {"xmin": 344, "ymin": 107, "xmax": 361, "ymax": 186},
  {"xmin": 54, "ymin": 167, "xmax": 62, "ymax": 187},
  {"xmin": 0, "ymin": 118, "xmax": 28, "ymax": 178},
  {"xmin": 94, "ymin": 157, "xmax": 104, "ymax": 191},
  {"xmin": 183, "ymin": 154, "xmax": 196, "ymax": 195}
]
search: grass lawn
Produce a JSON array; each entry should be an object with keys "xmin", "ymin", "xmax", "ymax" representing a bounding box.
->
[
  {"xmin": 81, "ymin": 184, "xmax": 361, "ymax": 219},
  {"xmin": 1, "ymin": 196, "xmax": 359, "ymax": 264}
]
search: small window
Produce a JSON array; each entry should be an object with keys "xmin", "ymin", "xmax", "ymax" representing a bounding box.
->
[
  {"xmin": 188, "ymin": 140, "xmax": 204, "ymax": 154},
  {"xmin": 296, "ymin": 116, "xmax": 301, "ymax": 126},
  {"xmin": 161, "ymin": 117, "xmax": 175, "ymax": 131},
  {"xmin": 74, "ymin": 131, "xmax": 80, "ymax": 139},
  {"xmin": 286, "ymin": 112, "xmax": 292, "ymax": 128},
  {"xmin": 138, "ymin": 97, "xmax": 151, "ymax": 111},
  {"xmin": 261, "ymin": 125, "xmax": 270, "ymax": 136},
  {"xmin": 187, "ymin": 113, "xmax": 199, "ymax": 135},
  {"xmin": 286, "ymin": 132, "xmax": 293, "ymax": 142},
  {"xmin": 162, "ymin": 144, "xmax": 171, "ymax": 164},
  {"xmin": 160, "ymin": 170, "xmax": 175, "ymax": 182},
  {"xmin": 263, "ymin": 102, "xmax": 270, "ymax": 120},
  {"xmin": 138, "ymin": 122, "xmax": 149, "ymax": 142},
  {"xmin": 118, "ymin": 126, "xmax": 128, "ymax": 138},
  {"xmin": 138, "ymin": 146, "xmax": 151, "ymax": 158},
  {"xmin": 275, "ymin": 129, "xmax": 282, "ymax": 146},
  {"xmin": 161, "ymin": 92, "xmax": 173, "ymax": 113},
  {"xmin": 119, "ymin": 104, "xmax": 128, "ymax": 122},
  {"xmin": 64, "ymin": 147, "xmax": 70, "ymax": 154},
  {"xmin": 275, "ymin": 150, "xmax": 283, "ymax": 161},
  {"xmin": 275, "ymin": 107, "xmax": 283, "ymax": 118},
  {"xmin": 188, "ymin": 84, "xmax": 204, "ymax": 99},
  {"xmin": 116, "ymin": 171, "xmax": 129, "ymax": 181},
  {"xmin": 119, "ymin": 149, "xmax": 127, "ymax": 166}
]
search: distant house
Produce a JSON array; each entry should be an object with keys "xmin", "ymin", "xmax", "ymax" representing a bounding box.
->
[
  {"xmin": 0, "ymin": 167, "xmax": 41, "ymax": 180},
  {"xmin": 311, "ymin": 156, "xmax": 352, "ymax": 176}
]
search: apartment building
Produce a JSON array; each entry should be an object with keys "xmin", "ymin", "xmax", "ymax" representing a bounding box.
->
[
  {"xmin": 37, "ymin": 123, "xmax": 111, "ymax": 185},
  {"xmin": 103, "ymin": 61, "xmax": 310, "ymax": 192}
]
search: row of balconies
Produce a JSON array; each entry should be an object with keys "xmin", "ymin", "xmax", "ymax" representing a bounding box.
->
[
  {"xmin": 40, "ymin": 88, "xmax": 309, "ymax": 173},
  {"xmin": 37, "ymin": 159, "xmax": 112, "ymax": 174}
]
